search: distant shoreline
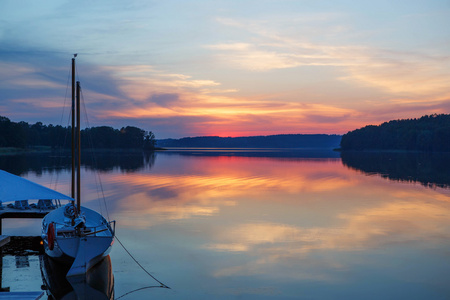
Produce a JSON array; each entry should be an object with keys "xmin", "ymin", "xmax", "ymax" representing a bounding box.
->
[
  {"xmin": 0, "ymin": 147, "xmax": 166, "ymax": 156},
  {"xmin": 4, "ymin": 146, "xmax": 450, "ymax": 157},
  {"xmin": 157, "ymin": 134, "xmax": 342, "ymax": 149},
  {"xmin": 0, "ymin": 147, "xmax": 52, "ymax": 155}
]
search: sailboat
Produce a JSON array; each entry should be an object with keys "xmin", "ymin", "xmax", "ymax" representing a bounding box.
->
[{"xmin": 41, "ymin": 55, "xmax": 115, "ymax": 277}]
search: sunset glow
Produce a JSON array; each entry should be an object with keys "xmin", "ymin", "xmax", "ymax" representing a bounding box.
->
[{"xmin": 1, "ymin": 1, "xmax": 449, "ymax": 138}]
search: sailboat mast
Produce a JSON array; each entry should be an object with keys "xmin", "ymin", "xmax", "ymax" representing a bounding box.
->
[
  {"xmin": 71, "ymin": 58, "xmax": 76, "ymax": 200},
  {"xmin": 76, "ymin": 81, "xmax": 81, "ymax": 213}
]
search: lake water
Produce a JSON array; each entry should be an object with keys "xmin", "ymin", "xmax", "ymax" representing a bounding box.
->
[{"xmin": 1, "ymin": 149, "xmax": 449, "ymax": 299}]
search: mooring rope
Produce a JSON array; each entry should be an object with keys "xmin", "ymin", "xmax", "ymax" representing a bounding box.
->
[
  {"xmin": 115, "ymin": 286, "xmax": 165, "ymax": 300},
  {"xmin": 114, "ymin": 235, "xmax": 170, "ymax": 300}
]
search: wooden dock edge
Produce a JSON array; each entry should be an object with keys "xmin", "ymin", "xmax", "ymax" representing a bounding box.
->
[
  {"xmin": 0, "ymin": 236, "xmax": 10, "ymax": 248},
  {"xmin": 0, "ymin": 291, "xmax": 44, "ymax": 299}
]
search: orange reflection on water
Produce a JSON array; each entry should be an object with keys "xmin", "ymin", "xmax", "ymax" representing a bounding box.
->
[
  {"xmin": 86, "ymin": 153, "xmax": 450, "ymax": 294},
  {"xmin": 205, "ymin": 190, "xmax": 450, "ymax": 278},
  {"xmin": 104, "ymin": 158, "xmax": 356, "ymax": 224}
]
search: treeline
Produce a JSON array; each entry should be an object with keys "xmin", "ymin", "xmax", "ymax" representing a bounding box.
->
[
  {"xmin": 157, "ymin": 134, "xmax": 342, "ymax": 148},
  {"xmin": 341, "ymin": 151, "xmax": 450, "ymax": 188},
  {"xmin": 0, "ymin": 116, "xmax": 156, "ymax": 150},
  {"xmin": 340, "ymin": 114, "xmax": 450, "ymax": 151}
]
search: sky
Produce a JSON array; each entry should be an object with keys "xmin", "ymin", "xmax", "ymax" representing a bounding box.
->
[{"xmin": 0, "ymin": 0, "xmax": 449, "ymax": 138}]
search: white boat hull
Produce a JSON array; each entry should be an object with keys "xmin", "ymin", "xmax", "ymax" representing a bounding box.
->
[{"xmin": 42, "ymin": 204, "xmax": 115, "ymax": 275}]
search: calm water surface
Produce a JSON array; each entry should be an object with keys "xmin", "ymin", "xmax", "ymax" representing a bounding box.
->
[{"xmin": 1, "ymin": 150, "xmax": 449, "ymax": 299}]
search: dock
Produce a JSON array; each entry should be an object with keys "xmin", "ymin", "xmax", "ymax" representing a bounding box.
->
[
  {"xmin": 0, "ymin": 238, "xmax": 45, "ymax": 300},
  {"xmin": 0, "ymin": 207, "xmax": 50, "ymax": 219},
  {"xmin": 0, "ymin": 292, "xmax": 44, "ymax": 299},
  {"xmin": 0, "ymin": 207, "xmax": 54, "ymax": 236},
  {"xmin": 0, "ymin": 206, "xmax": 51, "ymax": 250},
  {"xmin": 0, "ymin": 235, "xmax": 45, "ymax": 300},
  {"xmin": 0, "ymin": 236, "xmax": 10, "ymax": 248}
]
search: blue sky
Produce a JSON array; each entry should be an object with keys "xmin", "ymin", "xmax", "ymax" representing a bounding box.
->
[{"xmin": 1, "ymin": 0, "xmax": 449, "ymax": 138}]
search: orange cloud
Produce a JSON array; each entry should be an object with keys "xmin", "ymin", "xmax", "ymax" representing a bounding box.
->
[
  {"xmin": 91, "ymin": 48, "xmax": 447, "ymax": 137},
  {"xmin": 91, "ymin": 65, "xmax": 361, "ymax": 135}
]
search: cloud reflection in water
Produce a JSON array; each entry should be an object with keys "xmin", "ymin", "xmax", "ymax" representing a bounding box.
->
[{"xmin": 90, "ymin": 154, "xmax": 450, "ymax": 298}]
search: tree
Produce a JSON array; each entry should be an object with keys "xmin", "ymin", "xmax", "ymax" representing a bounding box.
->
[
  {"xmin": 143, "ymin": 131, "xmax": 156, "ymax": 150},
  {"xmin": 119, "ymin": 126, "xmax": 145, "ymax": 149},
  {"xmin": 83, "ymin": 126, "xmax": 120, "ymax": 148}
]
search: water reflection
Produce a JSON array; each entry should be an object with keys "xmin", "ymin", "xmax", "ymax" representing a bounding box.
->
[
  {"xmin": 341, "ymin": 151, "xmax": 450, "ymax": 188},
  {"xmin": 2, "ymin": 150, "xmax": 450, "ymax": 298},
  {"xmin": 107, "ymin": 151, "xmax": 450, "ymax": 299},
  {"xmin": 0, "ymin": 151, "xmax": 156, "ymax": 176},
  {"xmin": 0, "ymin": 237, "xmax": 113, "ymax": 299},
  {"xmin": 160, "ymin": 148, "xmax": 341, "ymax": 158},
  {"xmin": 0, "ymin": 148, "xmax": 340, "ymax": 178},
  {"xmin": 0, "ymin": 237, "xmax": 43, "ymax": 292},
  {"xmin": 40, "ymin": 254, "xmax": 114, "ymax": 300},
  {"xmin": 102, "ymin": 156, "xmax": 350, "ymax": 227}
]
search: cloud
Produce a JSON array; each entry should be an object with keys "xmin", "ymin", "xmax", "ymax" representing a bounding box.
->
[
  {"xmin": 2, "ymin": 44, "xmax": 434, "ymax": 139},
  {"xmin": 209, "ymin": 17, "xmax": 450, "ymax": 99},
  {"xmin": 145, "ymin": 93, "xmax": 179, "ymax": 107},
  {"xmin": 102, "ymin": 64, "xmax": 221, "ymax": 101},
  {"xmin": 2, "ymin": 4, "xmax": 447, "ymax": 138},
  {"xmin": 88, "ymin": 62, "xmax": 361, "ymax": 136},
  {"xmin": 0, "ymin": 47, "xmax": 133, "ymax": 125},
  {"xmin": 342, "ymin": 50, "xmax": 450, "ymax": 97}
]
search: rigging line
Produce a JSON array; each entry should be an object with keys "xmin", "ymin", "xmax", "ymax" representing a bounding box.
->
[
  {"xmin": 60, "ymin": 60, "xmax": 72, "ymax": 129},
  {"xmin": 79, "ymin": 87, "xmax": 110, "ymax": 221},
  {"xmin": 74, "ymin": 57, "xmax": 109, "ymax": 219},
  {"xmin": 52, "ymin": 112, "xmax": 72, "ymax": 192},
  {"xmin": 115, "ymin": 235, "xmax": 171, "ymax": 290},
  {"xmin": 51, "ymin": 62, "xmax": 73, "ymax": 191},
  {"xmin": 80, "ymin": 88, "xmax": 103, "ymax": 217}
]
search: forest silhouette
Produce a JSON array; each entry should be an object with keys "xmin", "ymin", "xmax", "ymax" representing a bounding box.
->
[
  {"xmin": 2, "ymin": 114, "xmax": 449, "ymax": 152},
  {"xmin": 340, "ymin": 114, "xmax": 450, "ymax": 152},
  {"xmin": 0, "ymin": 116, "xmax": 155, "ymax": 150}
]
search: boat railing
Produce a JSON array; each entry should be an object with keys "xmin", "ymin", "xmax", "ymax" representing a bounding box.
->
[
  {"xmin": 109, "ymin": 220, "xmax": 116, "ymax": 236},
  {"xmin": 53, "ymin": 220, "xmax": 116, "ymax": 237},
  {"xmin": 81, "ymin": 221, "xmax": 115, "ymax": 237}
]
